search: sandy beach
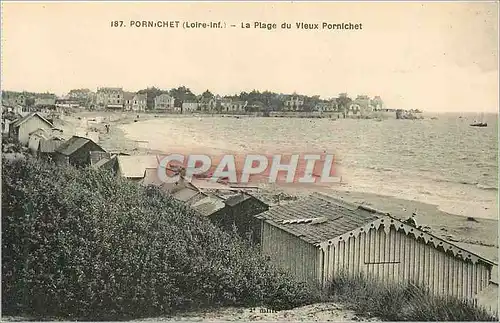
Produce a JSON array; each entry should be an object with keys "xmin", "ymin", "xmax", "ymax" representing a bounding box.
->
[
  {"xmin": 135, "ymin": 303, "xmax": 380, "ymax": 322},
  {"xmin": 67, "ymin": 111, "xmax": 498, "ymax": 264}
]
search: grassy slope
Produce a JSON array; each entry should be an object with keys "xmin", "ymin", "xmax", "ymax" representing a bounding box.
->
[{"xmin": 1, "ymin": 155, "xmax": 317, "ymax": 320}]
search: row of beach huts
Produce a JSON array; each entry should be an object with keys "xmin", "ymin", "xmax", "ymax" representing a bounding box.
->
[{"xmin": 2, "ymin": 111, "xmax": 498, "ymax": 315}]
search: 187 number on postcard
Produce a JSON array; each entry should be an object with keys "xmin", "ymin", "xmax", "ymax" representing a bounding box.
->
[{"xmin": 110, "ymin": 21, "xmax": 125, "ymax": 27}]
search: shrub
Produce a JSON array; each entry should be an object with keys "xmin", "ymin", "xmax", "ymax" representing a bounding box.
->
[
  {"xmin": 2, "ymin": 135, "xmax": 28, "ymax": 154},
  {"xmin": 329, "ymin": 272, "xmax": 498, "ymax": 321},
  {"xmin": 2, "ymin": 156, "xmax": 318, "ymax": 320}
]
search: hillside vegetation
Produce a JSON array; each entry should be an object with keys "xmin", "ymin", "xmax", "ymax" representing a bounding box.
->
[{"xmin": 1, "ymin": 156, "xmax": 317, "ymax": 320}]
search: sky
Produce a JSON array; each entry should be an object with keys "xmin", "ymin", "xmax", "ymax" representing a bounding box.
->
[{"xmin": 1, "ymin": 1, "xmax": 498, "ymax": 112}]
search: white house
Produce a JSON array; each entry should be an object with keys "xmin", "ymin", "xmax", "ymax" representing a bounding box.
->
[
  {"xmin": 154, "ymin": 94, "xmax": 175, "ymax": 111},
  {"xmin": 182, "ymin": 102, "xmax": 199, "ymax": 113},
  {"xmin": 9, "ymin": 113, "xmax": 54, "ymax": 145}
]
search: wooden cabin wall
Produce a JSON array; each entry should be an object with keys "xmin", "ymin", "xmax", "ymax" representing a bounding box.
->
[
  {"xmin": 322, "ymin": 224, "xmax": 492, "ymax": 300},
  {"xmin": 261, "ymin": 222, "xmax": 320, "ymax": 284}
]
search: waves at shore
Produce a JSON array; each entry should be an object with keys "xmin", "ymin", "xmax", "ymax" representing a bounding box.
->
[{"xmin": 339, "ymin": 161, "xmax": 498, "ymax": 192}]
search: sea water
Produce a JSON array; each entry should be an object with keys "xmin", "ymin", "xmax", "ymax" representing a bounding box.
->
[{"xmin": 120, "ymin": 113, "xmax": 498, "ymax": 220}]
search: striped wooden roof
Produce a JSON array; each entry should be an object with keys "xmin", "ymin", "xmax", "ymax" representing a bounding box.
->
[
  {"xmin": 255, "ymin": 192, "xmax": 378, "ymax": 245},
  {"xmin": 55, "ymin": 136, "xmax": 104, "ymax": 156}
]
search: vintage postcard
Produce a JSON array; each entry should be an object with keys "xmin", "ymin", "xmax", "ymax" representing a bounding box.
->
[{"xmin": 1, "ymin": 1, "xmax": 498, "ymax": 321}]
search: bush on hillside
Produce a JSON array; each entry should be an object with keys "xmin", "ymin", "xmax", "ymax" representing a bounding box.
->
[
  {"xmin": 329, "ymin": 272, "xmax": 498, "ymax": 321},
  {"xmin": 2, "ymin": 135, "xmax": 28, "ymax": 154},
  {"xmin": 1, "ymin": 156, "xmax": 319, "ymax": 320}
]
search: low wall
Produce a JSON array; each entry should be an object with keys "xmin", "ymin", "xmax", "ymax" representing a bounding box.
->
[
  {"xmin": 269, "ymin": 111, "xmax": 342, "ymax": 118},
  {"xmin": 367, "ymin": 111, "xmax": 397, "ymax": 119}
]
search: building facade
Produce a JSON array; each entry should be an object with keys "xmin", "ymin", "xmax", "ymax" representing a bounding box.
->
[
  {"xmin": 348, "ymin": 95, "xmax": 372, "ymax": 116},
  {"xmin": 199, "ymin": 97, "xmax": 218, "ymax": 112},
  {"xmin": 34, "ymin": 95, "xmax": 56, "ymax": 108},
  {"xmin": 220, "ymin": 98, "xmax": 233, "ymax": 111},
  {"xmin": 371, "ymin": 96, "xmax": 385, "ymax": 111},
  {"xmin": 154, "ymin": 94, "xmax": 175, "ymax": 111},
  {"xmin": 314, "ymin": 100, "xmax": 337, "ymax": 112},
  {"xmin": 132, "ymin": 94, "xmax": 147, "ymax": 112},
  {"xmin": 220, "ymin": 99, "xmax": 247, "ymax": 113},
  {"xmin": 182, "ymin": 102, "xmax": 199, "ymax": 113},
  {"xmin": 96, "ymin": 87, "xmax": 124, "ymax": 109},
  {"xmin": 55, "ymin": 99, "xmax": 80, "ymax": 109},
  {"xmin": 68, "ymin": 89, "xmax": 92, "ymax": 100},
  {"xmin": 284, "ymin": 95, "xmax": 305, "ymax": 111},
  {"xmin": 123, "ymin": 92, "xmax": 135, "ymax": 111}
]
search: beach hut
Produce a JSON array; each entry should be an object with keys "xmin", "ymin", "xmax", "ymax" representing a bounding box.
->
[
  {"xmin": 38, "ymin": 137, "xmax": 65, "ymax": 161},
  {"xmin": 54, "ymin": 135, "xmax": 106, "ymax": 168},
  {"xmin": 190, "ymin": 194, "xmax": 227, "ymax": 217},
  {"xmin": 27, "ymin": 130, "xmax": 47, "ymax": 154},
  {"xmin": 27, "ymin": 127, "xmax": 66, "ymax": 156},
  {"xmin": 140, "ymin": 168, "xmax": 269, "ymax": 239},
  {"xmin": 183, "ymin": 188, "xmax": 269, "ymax": 240},
  {"xmin": 116, "ymin": 155, "xmax": 160, "ymax": 182},
  {"xmin": 206, "ymin": 190, "xmax": 269, "ymax": 242},
  {"xmin": 9, "ymin": 112, "xmax": 53, "ymax": 145},
  {"xmin": 141, "ymin": 168, "xmax": 213, "ymax": 204},
  {"xmin": 255, "ymin": 192, "xmax": 496, "ymax": 303}
]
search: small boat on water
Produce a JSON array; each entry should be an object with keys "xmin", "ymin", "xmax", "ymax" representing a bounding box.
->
[
  {"xmin": 470, "ymin": 113, "xmax": 487, "ymax": 127},
  {"xmin": 470, "ymin": 122, "xmax": 487, "ymax": 127}
]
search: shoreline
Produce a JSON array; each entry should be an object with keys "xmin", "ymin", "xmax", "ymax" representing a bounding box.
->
[{"xmin": 73, "ymin": 111, "xmax": 498, "ymax": 263}]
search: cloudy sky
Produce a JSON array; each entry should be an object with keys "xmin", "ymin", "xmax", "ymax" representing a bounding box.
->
[{"xmin": 1, "ymin": 1, "xmax": 498, "ymax": 112}]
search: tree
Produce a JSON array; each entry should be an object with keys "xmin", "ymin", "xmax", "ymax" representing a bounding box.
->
[
  {"xmin": 169, "ymin": 86, "xmax": 197, "ymax": 108},
  {"xmin": 137, "ymin": 87, "xmax": 166, "ymax": 110},
  {"xmin": 238, "ymin": 91, "xmax": 249, "ymax": 102},
  {"xmin": 25, "ymin": 97, "xmax": 35, "ymax": 108},
  {"xmin": 303, "ymin": 95, "xmax": 321, "ymax": 112},
  {"xmin": 269, "ymin": 98, "xmax": 283, "ymax": 111},
  {"xmin": 336, "ymin": 93, "xmax": 352, "ymax": 117},
  {"xmin": 201, "ymin": 90, "xmax": 214, "ymax": 99}
]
